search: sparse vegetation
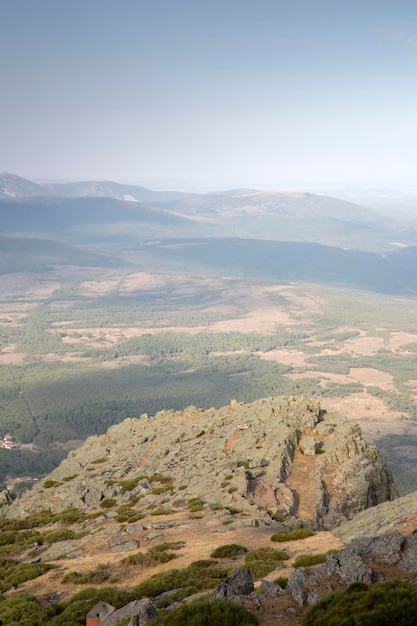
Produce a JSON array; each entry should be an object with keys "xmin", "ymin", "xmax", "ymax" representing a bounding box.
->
[
  {"xmin": 62, "ymin": 563, "xmax": 112, "ymax": 585},
  {"xmin": 302, "ymin": 580, "xmax": 417, "ymax": 626},
  {"xmin": 271, "ymin": 528, "xmax": 315, "ymax": 542},
  {"xmin": 148, "ymin": 597, "xmax": 258, "ymax": 625},
  {"xmin": 244, "ymin": 547, "xmax": 289, "ymax": 578}
]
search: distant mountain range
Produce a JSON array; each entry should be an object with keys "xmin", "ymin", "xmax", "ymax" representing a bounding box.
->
[
  {"xmin": 0, "ymin": 172, "xmax": 188, "ymax": 203},
  {"xmin": 2, "ymin": 172, "xmax": 414, "ymax": 252},
  {"xmin": 2, "ymin": 172, "xmax": 417, "ymax": 294}
]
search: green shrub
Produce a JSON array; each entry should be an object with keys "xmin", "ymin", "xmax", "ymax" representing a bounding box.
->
[
  {"xmin": 100, "ymin": 498, "xmax": 117, "ymax": 508},
  {"xmin": 43, "ymin": 480, "xmax": 61, "ymax": 489},
  {"xmin": 41, "ymin": 528, "xmax": 76, "ymax": 543},
  {"xmin": 189, "ymin": 559, "xmax": 218, "ymax": 569},
  {"xmin": 150, "ymin": 542, "xmax": 185, "ymax": 553},
  {"xmin": 293, "ymin": 553, "xmax": 328, "ymax": 568},
  {"xmin": 0, "ymin": 561, "xmax": 55, "ymax": 591},
  {"xmin": 149, "ymin": 597, "xmax": 258, "ymax": 625},
  {"xmin": 62, "ymin": 474, "xmax": 79, "ymax": 482},
  {"xmin": 188, "ymin": 497, "xmax": 205, "ymax": 512},
  {"xmin": 150, "ymin": 508, "xmax": 172, "ymax": 516},
  {"xmin": 152, "ymin": 483, "xmax": 174, "ymax": 495},
  {"xmin": 275, "ymin": 576, "xmax": 288, "ymax": 588},
  {"xmin": 302, "ymin": 580, "xmax": 417, "ymax": 626},
  {"xmin": 134, "ymin": 562, "xmax": 230, "ymax": 600},
  {"xmin": 271, "ymin": 528, "xmax": 315, "ymax": 542},
  {"xmin": 62, "ymin": 564, "xmax": 111, "ymax": 585},
  {"xmin": 55, "ymin": 509, "xmax": 85, "ymax": 524},
  {"xmin": 224, "ymin": 506, "xmax": 241, "ymax": 515},
  {"xmin": 151, "ymin": 473, "xmax": 173, "ymax": 484},
  {"xmin": 118, "ymin": 478, "xmax": 140, "ymax": 491},
  {"xmin": 123, "ymin": 543, "xmax": 184, "ymax": 567},
  {"xmin": 266, "ymin": 509, "xmax": 285, "ymax": 522},
  {"xmin": 245, "ymin": 547, "xmax": 289, "ymax": 579},
  {"xmin": 211, "ymin": 544, "xmax": 248, "ymax": 559},
  {"xmin": 0, "ymin": 593, "xmax": 57, "ymax": 625},
  {"xmin": 127, "ymin": 513, "xmax": 144, "ymax": 523}
]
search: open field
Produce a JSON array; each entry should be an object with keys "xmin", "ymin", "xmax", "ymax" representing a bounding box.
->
[{"xmin": 1, "ymin": 264, "xmax": 417, "ymax": 493}]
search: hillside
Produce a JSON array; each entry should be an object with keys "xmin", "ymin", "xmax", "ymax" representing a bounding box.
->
[
  {"xmin": 4, "ymin": 397, "xmax": 417, "ymax": 626},
  {"xmin": 6, "ymin": 397, "xmax": 397, "ymax": 528}
]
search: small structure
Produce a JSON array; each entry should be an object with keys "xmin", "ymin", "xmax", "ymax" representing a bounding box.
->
[{"xmin": 86, "ymin": 601, "xmax": 116, "ymax": 626}]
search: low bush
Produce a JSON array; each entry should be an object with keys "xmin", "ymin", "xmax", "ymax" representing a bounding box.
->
[
  {"xmin": 99, "ymin": 498, "xmax": 117, "ymax": 508},
  {"xmin": 293, "ymin": 553, "xmax": 328, "ymax": 568},
  {"xmin": 245, "ymin": 547, "xmax": 289, "ymax": 578},
  {"xmin": 134, "ymin": 562, "xmax": 230, "ymax": 600},
  {"xmin": 0, "ymin": 561, "xmax": 55, "ymax": 592},
  {"xmin": 211, "ymin": 544, "xmax": 248, "ymax": 559},
  {"xmin": 62, "ymin": 564, "xmax": 111, "ymax": 585},
  {"xmin": 271, "ymin": 528, "xmax": 315, "ymax": 542},
  {"xmin": 43, "ymin": 480, "xmax": 61, "ymax": 489},
  {"xmin": 150, "ymin": 508, "xmax": 172, "ymax": 516},
  {"xmin": 41, "ymin": 528, "xmax": 77, "ymax": 543},
  {"xmin": 188, "ymin": 497, "xmax": 205, "ymax": 512},
  {"xmin": 152, "ymin": 483, "xmax": 174, "ymax": 495},
  {"xmin": 119, "ymin": 478, "xmax": 141, "ymax": 491},
  {"xmin": 0, "ymin": 593, "xmax": 57, "ymax": 625},
  {"xmin": 302, "ymin": 580, "xmax": 417, "ymax": 626},
  {"xmin": 123, "ymin": 542, "xmax": 184, "ymax": 567},
  {"xmin": 149, "ymin": 597, "xmax": 258, "ymax": 625}
]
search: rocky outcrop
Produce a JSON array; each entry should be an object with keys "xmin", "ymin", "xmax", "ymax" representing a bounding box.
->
[
  {"xmin": 6, "ymin": 396, "xmax": 397, "ymax": 529},
  {"xmin": 333, "ymin": 491, "xmax": 417, "ymax": 543}
]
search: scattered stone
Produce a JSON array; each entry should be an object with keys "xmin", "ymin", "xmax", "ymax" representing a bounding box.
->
[
  {"xmin": 398, "ymin": 535, "xmax": 417, "ymax": 573},
  {"xmin": 212, "ymin": 568, "xmax": 254, "ymax": 605},
  {"xmin": 326, "ymin": 548, "xmax": 372, "ymax": 585},
  {"xmin": 307, "ymin": 590, "xmax": 321, "ymax": 605},
  {"xmin": 287, "ymin": 569, "xmax": 307, "ymax": 606},
  {"xmin": 261, "ymin": 580, "xmax": 286, "ymax": 597},
  {"xmin": 144, "ymin": 531, "xmax": 163, "ymax": 541},
  {"xmin": 108, "ymin": 537, "xmax": 138, "ymax": 553}
]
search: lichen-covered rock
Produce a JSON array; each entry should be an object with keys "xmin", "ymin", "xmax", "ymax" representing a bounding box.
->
[
  {"xmin": 349, "ymin": 532, "xmax": 404, "ymax": 565},
  {"xmin": 287, "ymin": 568, "xmax": 307, "ymax": 606},
  {"xmin": 300, "ymin": 436, "xmax": 321, "ymax": 456},
  {"xmin": 261, "ymin": 579, "xmax": 286, "ymax": 597},
  {"xmin": 212, "ymin": 568, "xmax": 254, "ymax": 604},
  {"xmin": 398, "ymin": 535, "xmax": 417, "ymax": 574},
  {"xmin": 6, "ymin": 397, "xmax": 397, "ymax": 530},
  {"xmin": 325, "ymin": 547, "xmax": 372, "ymax": 585},
  {"xmin": 101, "ymin": 599, "xmax": 158, "ymax": 626}
]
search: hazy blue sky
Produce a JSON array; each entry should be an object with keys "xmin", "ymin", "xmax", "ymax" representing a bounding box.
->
[{"xmin": 1, "ymin": 0, "xmax": 416, "ymax": 190}]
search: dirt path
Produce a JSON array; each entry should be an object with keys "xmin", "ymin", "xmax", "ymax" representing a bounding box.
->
[{"xmin": 284, "ymin": 449, "xmax": 320, "ymax": 521}]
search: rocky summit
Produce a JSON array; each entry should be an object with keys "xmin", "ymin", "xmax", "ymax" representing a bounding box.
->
[{"xmin": 6, "ymin": 396, "xmax": 397, "ymax": 528}]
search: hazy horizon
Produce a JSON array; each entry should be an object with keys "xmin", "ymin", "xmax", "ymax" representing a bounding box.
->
[{"xmin": 1, "ymin": 1, "xmax": 416, "ymax": 189}]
